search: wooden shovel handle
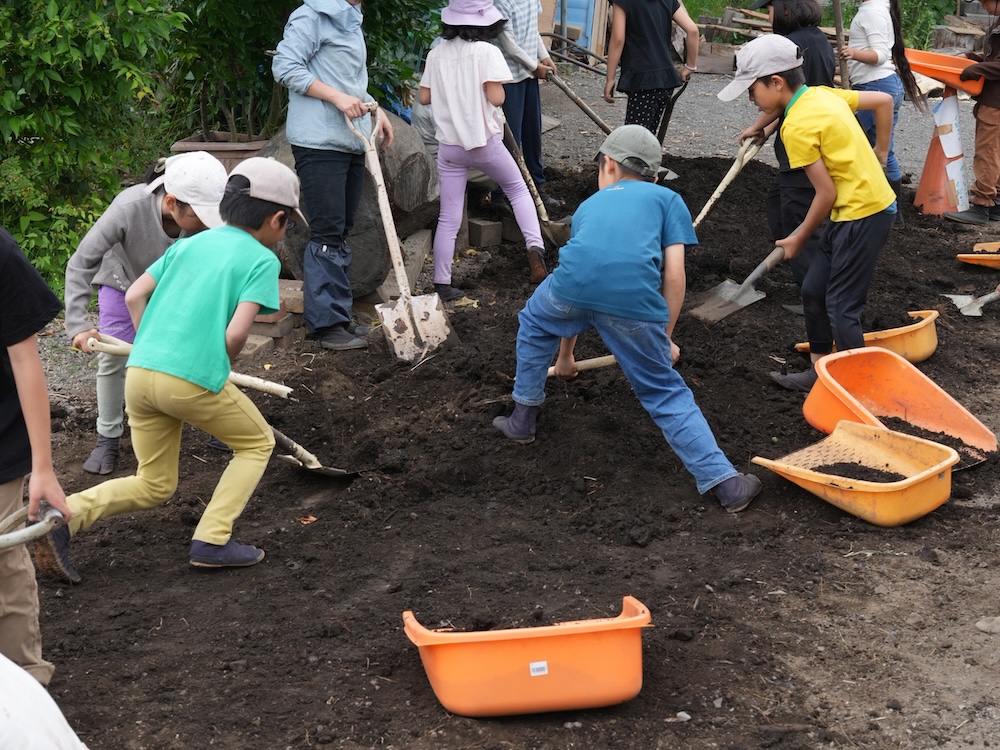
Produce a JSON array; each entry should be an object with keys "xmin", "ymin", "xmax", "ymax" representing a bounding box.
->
[
  {"xmin": 547, "ymin": 354, "xmax": 618, "ymax": 377},
  {"xmin": 693, "ymin": 139, "xmax": 761, "ymax": 228},
  {"xmin": 742, "ymin": 246, "xmax": 786, "ymax": 289},
  {"xmin": 86, "ymin": 334, "xmax": 293, "ymax": 399}
]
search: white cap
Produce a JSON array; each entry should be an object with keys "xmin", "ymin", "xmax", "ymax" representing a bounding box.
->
[
  {"xmin": 227, "ymin": 157, "xmax": 308, "ymax": 227},
  {"xmin": 147, "ymin": 151, "xmax": 227, "ymax": 228},
  {"xmin": 717, "ymin": 35, "xmax": 804, "ymax": 102}
]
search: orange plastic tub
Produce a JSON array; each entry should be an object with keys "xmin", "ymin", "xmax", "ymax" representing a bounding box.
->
[
  {"xmin": 802, "ymin": 348, "xmax": 997, "ymax": 461},
  {"xmin": 752, "ymin": 421, "xmax": 959, "ymax": 526},
  {"xmin": 957, "ymin": 253, "xmax": 1000, "ymax": 269},
  {"xmin": 905, "ymin": 49, "xmax": 984, "ymax": 96},
  {"xmin": 402, "ymin": 596, "xmax": 652, "ymax": 717},
  {"xmin": 794, "ymin": 310, "xmax": 938, "ymax": 363}
]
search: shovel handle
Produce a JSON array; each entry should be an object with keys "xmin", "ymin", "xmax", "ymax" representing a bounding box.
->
[
  {"xmin": 546, "ymin": 354, "xmax": 617, "ymax": 377},
  {"xmin": 502, "ymin": 120, "xmax": 551, "ymax": 224},
  {"xmin": 742, "ymin": 246, "xmax": 785, "ymax": 289},
  {"xmin": 693, "ymin": 139, "xmax": 761, "ymax": 228},
  {"xmin": 546, "ymin": 73, "xmax": 613, "ymax": 135},
  {"xmin": 86, "ymin": 335, "xmax": 294, "ymax": 399},
  {"xmin": 976, "ymin": 290, "xmax": 1000, "ymax": 308}
]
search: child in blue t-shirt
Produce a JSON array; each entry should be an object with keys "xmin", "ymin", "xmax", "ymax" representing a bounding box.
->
[
  {"xmin": 35, "ymin": 158, "xmax": 307, "ymax": 582},
  {"xmin": 493, "ymin": 125, "xmax": 762, "ymax": 513}
]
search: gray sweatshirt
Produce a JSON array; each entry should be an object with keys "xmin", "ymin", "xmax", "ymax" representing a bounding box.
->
[{"xmin": 64, "ymin": 184, "xmax": 176, "ymax": 339}]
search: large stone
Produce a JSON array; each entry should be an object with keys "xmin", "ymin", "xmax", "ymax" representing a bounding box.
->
[{"xmin": 260, "ymin": 111, "xmax": 440, "ymax": 298}]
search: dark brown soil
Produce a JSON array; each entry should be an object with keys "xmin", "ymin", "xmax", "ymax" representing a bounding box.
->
[
  {"xmin": 37, "ymin": 153, "xmax": 1000, "ymax": 750},
  {"xmin": 811, "ymin": 464, "xmax": 908, "ymax": 484}
]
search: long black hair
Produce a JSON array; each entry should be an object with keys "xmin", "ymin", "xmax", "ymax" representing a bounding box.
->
[
  {"xmin": 441, "ymin": 19, "xmax": 506, "ymax": 41},
  {"xmin": 887, "ymin": 0, "xmax": 928, "ymax": 113}
]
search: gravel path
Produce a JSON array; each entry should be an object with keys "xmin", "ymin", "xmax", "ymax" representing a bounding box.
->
[{"xmin": 541, "ymin": 68, "xmax": 979, "ymax": 188}]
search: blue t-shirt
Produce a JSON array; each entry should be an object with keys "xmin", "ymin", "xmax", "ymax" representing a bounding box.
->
[
  {"xmin": 549, "ymin": 180, "xmax": 697, "ymax": 323},
  {"xmin": 128, "ymin": 225, "xmax": 280, "ymax": 393}
]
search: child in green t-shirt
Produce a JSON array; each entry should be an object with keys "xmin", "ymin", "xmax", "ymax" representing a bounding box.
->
[{"xmin": 35, "ymin": 158, "xmax": 307, "ymax": 582}]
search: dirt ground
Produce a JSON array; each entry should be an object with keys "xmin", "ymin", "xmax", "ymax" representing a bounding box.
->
[{"xmin": 34, "ymin": 78, "xmax": 1000, "ymax": 750}]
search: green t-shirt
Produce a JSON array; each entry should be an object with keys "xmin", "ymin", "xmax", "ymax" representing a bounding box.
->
[{"xmin": 128, "ymin": 225, "xmax": 280, "ymax": 392}]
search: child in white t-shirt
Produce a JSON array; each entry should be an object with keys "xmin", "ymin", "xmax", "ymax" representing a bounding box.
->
[{"xmin": 418, "ymin": 0, "xmax": 547, "ymax": 299}]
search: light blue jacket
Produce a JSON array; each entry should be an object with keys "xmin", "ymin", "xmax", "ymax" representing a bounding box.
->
[{"xmin": 272, "ymin": 0, "xmax": 374, "ymax": 153}]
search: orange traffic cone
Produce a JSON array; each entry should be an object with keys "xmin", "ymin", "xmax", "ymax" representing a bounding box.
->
[{"xmin": 914, "ymin": 87, "xmax": 966, "ymax": 216}]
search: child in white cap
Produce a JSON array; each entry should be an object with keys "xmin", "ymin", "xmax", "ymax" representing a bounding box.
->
[
  {"xmin": 418, "ymin": 0, "xmax": 547, "ymax": 297},
  {"xmin": 36, "ymin": 158, "xmax": 306, "ymax": 581},
  {"xmin": 719, "ymin": 34, "xmax": 896, "ymax": 391},
  {"xmin": 493, "ymin": 125, "xmax": 763, "ymax": 513},
  {"xmin": 65, "ymin": 151, "xmax": 228, "ymax": 474}
]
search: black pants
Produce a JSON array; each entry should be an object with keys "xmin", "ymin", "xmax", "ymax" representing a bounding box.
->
[{"xmin": 801, "ymin": 209, "xmax": 895, "ymax": 354}]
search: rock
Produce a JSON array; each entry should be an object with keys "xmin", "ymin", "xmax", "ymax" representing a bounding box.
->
[
  {"xmin": 259, "ymin": 112, "xmax": 440, "ymax": 298},
  {"xmin": 905, "ymin": 612, "xmax": 926, "ymax": 628},
  {"xmin": 975, "ymin": 616, "xmax": 1000, "ymax": 633}
]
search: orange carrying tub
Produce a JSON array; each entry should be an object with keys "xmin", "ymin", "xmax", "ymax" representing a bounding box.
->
[
  {"xmin": 794, "ymin": 310, "xmax": 938, "ymax": 364},
  {"xmin": 904, "ymin": 49, "xmax": 984, "ymax": 96},
  {"xmin": 402, "ymin": 596, "xmax": 652, "ymax": 717}
]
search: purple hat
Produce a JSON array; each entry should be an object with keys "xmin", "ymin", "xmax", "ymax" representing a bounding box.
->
[{"xmin": 441, "ymin": 0, "xmax": 504, "ymax": 26}]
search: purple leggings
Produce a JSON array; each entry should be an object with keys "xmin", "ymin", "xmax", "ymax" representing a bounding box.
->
[{"xmin": 434, "ymin": 135, "xmax": 543, "ymax": 284}]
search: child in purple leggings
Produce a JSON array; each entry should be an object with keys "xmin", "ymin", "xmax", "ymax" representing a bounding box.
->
[{"xmin": 418, "ymin": 0, "xmax": 546, "ymax": 300}]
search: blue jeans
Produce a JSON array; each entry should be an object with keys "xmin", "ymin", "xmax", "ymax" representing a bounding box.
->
[
  {"xmin": 854, "ymin": 73, "xmax": 904, "ymax": 181},
  {"xmin": 291, "ymin": 145, "xmax": 365, "ymax": 333},
  {"xmin": 511, "ymin": 278, "xmax": 738, "ymax": 494}
]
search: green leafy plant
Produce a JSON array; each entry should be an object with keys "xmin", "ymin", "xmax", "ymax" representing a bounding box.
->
[
  {"xmin": 363, "ymin": 0, "xmax": 441, "ymax": 106},
  {"xmin": 0, "ymin": 0, "xmax": 185, "ymax": 291}
]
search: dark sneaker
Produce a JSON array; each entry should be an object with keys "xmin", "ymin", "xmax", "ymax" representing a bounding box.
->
[
  {"xmin": 434, "ymin": 283, "xmax": 465, "ymax": 302},
  {"xmin": 492, "ymin": 404, "xmax": 539, "ymax": 444},
  {"xmin": 319, "ymin": 327, "xmax": 368, "ymax": 351},
  {"xmin": 82, "ymin": 434, "xmax": 119, "ymax": 475},
  {"xmin": 769, "ymin": 368, "xmax": 818, "ymax": 393},
  {"xmin": 990, "ymin": 204, "xmax": 1000, "ymax": 221},
  {"xmin": 189, "ymin": 539, "xmax": 264, "ymax": 568},
  {"xmin": 487, "ymin": 191, "xmax": 513, "ymax": 216},
  {"xmin": 538, "ymin": 190, "xmax": 564, "ymax": 212},
  {"xmin": 33, "ymin": 525, "xmax": 81, "ymax": 583},
  {"xmin": 527, "ymin": 247, "xmax": 548, "ymax": 284},
  {"xmin": 347, "ymin": 322, "xmax": 372, "ymax": 337},
  {"xmin": 206, "ymin": 436, "xmax": 232, "ymax": 453},
  {"xmin": 713, "ymin": 474, "xmax": 762, "ymax": 513},
  {"xmin": 943, "ymin": 205, "xmax": 990, "ymax": 226}
]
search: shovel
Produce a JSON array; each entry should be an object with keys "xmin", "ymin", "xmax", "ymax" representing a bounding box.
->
[
  {"xmin": 546, "ymin": 72, "xmax": 613, "ymax": 135},
  {"xmin": 655, "ymin": 80, "xmax": 688, "ymax": 146},
  {"xmin": 692, "ymin": 139, "xmax": 761, "ymax": 228},
  {"xmin": 688, "ymin": 246, "xmax": 786, "ymax": 323},
  {"xmin": 345, "ymin": 106, "xmax": 454, "ymax": 363},
  {"xmin": 943, "ymin": 290, "xmax": 1000, "ymax": 316},
  {"xmin": 502, "ymin": 121, "xmax": 572, "ymax": 248},
  {"xmin": 0, "ymin": 505, "xmax": 64, "ymax": 552},
  {"xmin": 87, "ymin": 335, "xmax": 353, "ymax": 476},
  {"xmin": 546, "ymin": 354, "xmax": 617, "ymax": 377}
]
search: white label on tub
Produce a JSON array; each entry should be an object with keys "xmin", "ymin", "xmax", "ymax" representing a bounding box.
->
[{"xmin": 529, "ymin": 661, "xmax": 549, "ymax": 677}]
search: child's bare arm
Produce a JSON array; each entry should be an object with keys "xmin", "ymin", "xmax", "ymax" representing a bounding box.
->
[
  {"xmin": 226, "ymin": 301, "xmax": 262, "ymax": 363},
  {"xmin": 417, "ymin": 85, "xmax": 431, "ymax": 105},
  {"xmin": 663, "ymin": 244, "xmax": 685, "ymax": 363},
  {"xmin": 779, "ymin": 159, "xmax": 836, "ymax": 259},
  {"xmin": 855, "ymin": 91, "xmax": 893, "ymax": 167},
  {"xmin": 125, "ymin": 272, "xmax": 157, "ymax": 332},
  {"xmin": 739, "ymin": 110, "xmax": 780, "ymax": 146},
  {"xmin": 8, "ymin": 336, "xmax": 71, "ymax": 521},
  {"xmin": 485, "ymin": 80, "xmax": 506, "ymax": 107},
  {"xmin": 553, "ymin": 335, "xmax": 578, "ymax": 379}
]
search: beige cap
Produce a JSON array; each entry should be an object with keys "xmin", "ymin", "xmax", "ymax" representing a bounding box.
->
[
  {"xmin": 717, "ymin": 35, "xmax": 804, "ymax": 102},
  {"xmin": 227, "ymin": 157, "xmax": 308, "ymax": 226}
]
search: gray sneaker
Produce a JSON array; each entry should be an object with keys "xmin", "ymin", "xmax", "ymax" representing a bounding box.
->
[
  {"xmin": 82, "ymin": 434, "xmax": 119, "ymax": 475},
  {"xmin": 320, "ymin": 327, "xmax": 368, "ymax": 351},
  {"xmin": 769, "ymin": 368, "xmax": 818, "ymax": 393},
  {"xmin": 189, "ymin": 539, "xmax": 264, "ymax": 568},
  {"xmin": 713, "ymin": 474, "xmax": 762, "ymax": 513}
]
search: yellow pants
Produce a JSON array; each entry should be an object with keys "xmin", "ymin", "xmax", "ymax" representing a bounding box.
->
[
  {"xmin": 67, "ymin": 368, "xmax": 274, "ymax": 545},
  {"xmin": 0, "ymin": 477, "xmax": 53, "ymax": 685}
]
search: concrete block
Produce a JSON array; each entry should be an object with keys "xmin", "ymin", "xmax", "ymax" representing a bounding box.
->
[
  {"xmin": 501, "ymin": 216, "xmax": 524, "ymax": 243},
  {"xmin": 254, "ymin": 301, "xmax": 288, "ymax": 324},
  {"xmin": 469, "ymin": 217, "xmax": 502, "ymax": 248},
  {"xmin": 377, "ymin": 229, "xmax": 431, "ymax": 299},
  {"xmin": 278, "ymin": 278, "xmax": 304, "ymax": 314},
  {"xmin": 238, "ymin": 334, "xmax": 274, "ymax": 359},
  {"xmin": 249, "ymin": 313, "xmax": 302, "ymax": 338},
  {"xmin": 272, "ymin": 325, "xmax": 307, "ymax": 349}
]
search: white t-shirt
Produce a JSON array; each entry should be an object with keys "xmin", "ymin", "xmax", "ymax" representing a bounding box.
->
[
  {"xmin": 846, "ymin": 0, "xmax": 896, "ymax": 86},
  {"xmin": 0, "ymin": 654, "xmax": 89, "ymax": 749},
  {"xmin": 419, "ymin": 37, "xmax": 513, "ymax": 150}
]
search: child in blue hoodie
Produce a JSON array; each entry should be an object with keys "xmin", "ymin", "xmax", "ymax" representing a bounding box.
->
[{"xmin": 273, "ymin": 0, "xmax": 393, "ymax": 352}]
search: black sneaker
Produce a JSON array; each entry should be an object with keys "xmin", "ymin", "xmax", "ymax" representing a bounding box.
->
[
  {"xmin": 206, "ymin": 436, "xmax": 232, "ymax": 453},
  {"xmin": 943, "ymin": 204, "xmax": 990, "ymax": 226},
  {"xmin": 189, "ymin": 539, "xmax": 264, "ymax": 568},
  {"xmin": 538, "ymin": 190, "xmax": 564, "ymax": 212},
  {"xmin": 347, "ymin": 322, "xmax": 372, "ymax": 337},
  {"xmin": 990, "ymin": 205, "xmax": 1000, "ymax": 221},
  {"xmin": 33, "ymin": 525, "xmax": 81, "ymax": 583},
  {"xmin": 713, "ymin": 474, "xmax": 762, "ymax": 513},
  {"xmin": 769, "ymin": 368, "xmax": 818, "ymax": 393},
  {"xmin": 434, "ymin": 284, "xmax": 465, "ymax": 302},
  {"xmin": 319, "ymin": 327, "xmax": 368, "ymax": 351}
]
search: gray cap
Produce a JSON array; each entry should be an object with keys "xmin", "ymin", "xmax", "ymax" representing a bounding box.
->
[
  {"xmin": 717, "ymin": 35, "xmax": 803, "ymax": 102},
  {"xmin": 228, "ymin": 157, "xmax": 308, "ymax": 226},
  {"xmin": 596, "ymin": 124, "xmax": 661, "ymax": 178}
]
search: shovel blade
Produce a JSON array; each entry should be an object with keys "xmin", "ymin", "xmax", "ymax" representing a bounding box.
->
[
  {"xmin": 943, "ymin": 294, "xmax": 982, "ymax": 316},
  {"xmin": 376, "ymin": 293, "xmax": 454, "ymax": 362},
  {"xmin": 688, "ymin": 279, "xmax": 767, "ymax": 323}
]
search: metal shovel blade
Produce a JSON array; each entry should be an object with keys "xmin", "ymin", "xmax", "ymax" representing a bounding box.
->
[
  {"xmin": 688, "ymin": 246, "xmax": 785, "ymax": 323},
  {"xmin": 941, "ymin": 291, "xmax": 1000, "ymax": 317},
  {"xmin": 272, "ymin": 427, "xmax": 353, "ymax": 477},
  {"xmin": 376, "ymin": 292, "xmax": 454, "ymax": 363}
]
